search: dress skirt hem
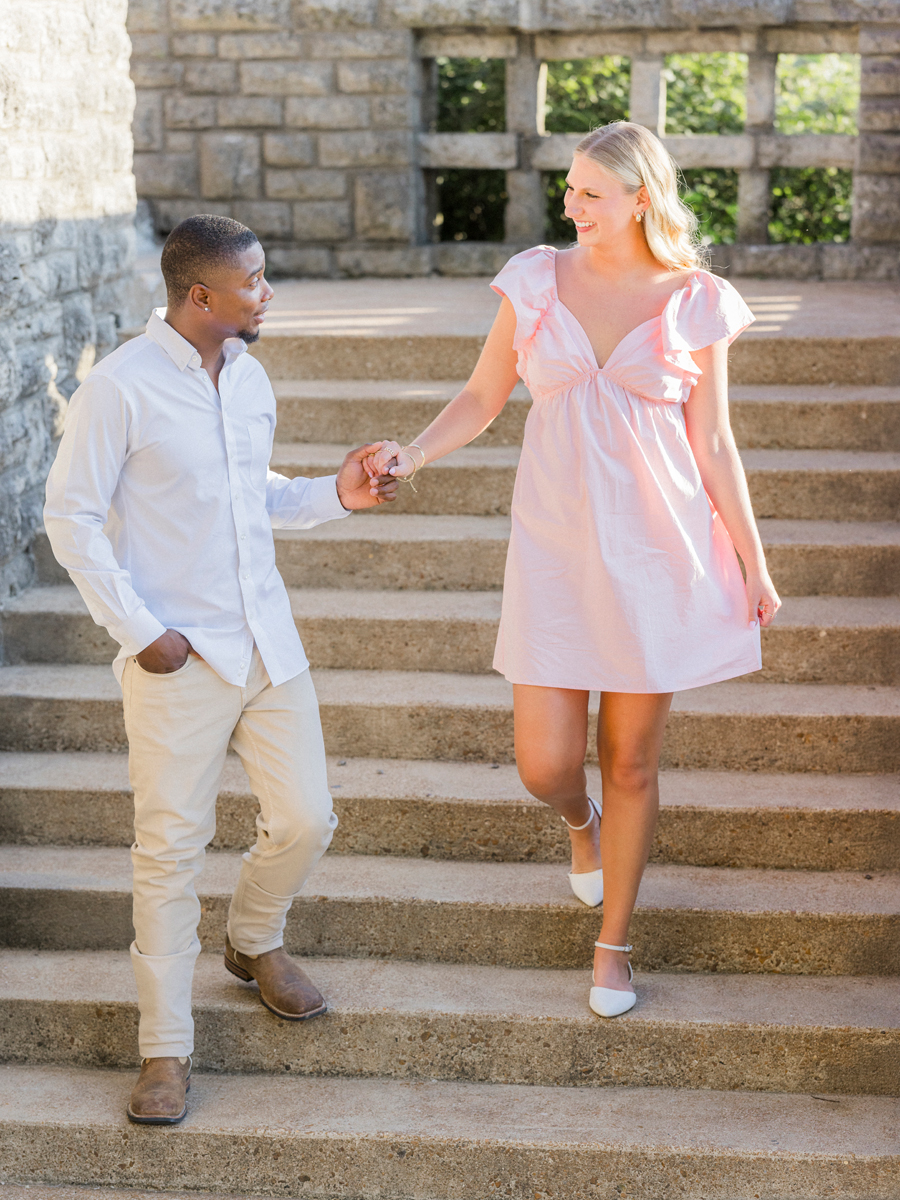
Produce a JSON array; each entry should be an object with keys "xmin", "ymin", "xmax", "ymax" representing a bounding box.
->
[{"xmin": 494, "ymin": 650, "xmax": 762, "ymax": 694}]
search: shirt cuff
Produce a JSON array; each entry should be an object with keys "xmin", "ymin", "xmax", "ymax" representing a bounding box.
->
[
  {"xmin": 310, "ymin": 473, "xmax": 353, "ymax": 521},
  {"xmin": 109, "ymin": 606, "xmax": 168, "ymax": 657}
]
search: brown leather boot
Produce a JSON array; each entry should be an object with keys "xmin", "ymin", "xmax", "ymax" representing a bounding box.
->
[
  {"xmin": 126, "ymin": 1056, "xmax": 191, "ymax": 1124},
  {"xmin": 224, "ymin": 935, "xmax": 327, "ymax": 1020}
]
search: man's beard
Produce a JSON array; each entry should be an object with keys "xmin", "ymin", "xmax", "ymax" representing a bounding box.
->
[{"xmin": 238, "ymin": 327, "xmax": 261, "ymax": 344}]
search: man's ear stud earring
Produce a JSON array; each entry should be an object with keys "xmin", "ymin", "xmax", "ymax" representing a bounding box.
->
[{"xmin": 205, "ymin": 307, "xmax": 210, "ymax": 311}]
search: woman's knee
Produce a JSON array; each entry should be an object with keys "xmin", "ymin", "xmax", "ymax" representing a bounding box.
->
[
  {"xmin": 516, "ymin": 753, "xmax": 585, "ymax": 803},
  {"xmin": 599, "ymin": 750, "xmax": 656, "ymax": 795}
]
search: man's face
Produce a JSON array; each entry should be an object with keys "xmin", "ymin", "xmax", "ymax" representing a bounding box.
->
[{"xmin": 202, "ymin": 242, "xmax": 274, "ymax": 344}]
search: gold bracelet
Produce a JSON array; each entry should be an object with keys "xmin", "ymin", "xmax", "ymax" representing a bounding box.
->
[{"xmin": 396, "ymin": 443, "xmax": 425, "ymax": 492}]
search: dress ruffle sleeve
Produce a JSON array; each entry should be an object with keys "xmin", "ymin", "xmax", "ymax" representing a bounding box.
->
[
  {"xmin": 490, "ymin": 246, "xmax": 556, "ymax": 353},
  {"xmin": 661, "ymin": 271, "xmax": 755, "ymax": 387}
]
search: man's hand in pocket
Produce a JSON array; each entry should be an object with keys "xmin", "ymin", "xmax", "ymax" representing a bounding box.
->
[{"xmin": 136, "ymin": 629, "xmax": 194, "ymax": 673}]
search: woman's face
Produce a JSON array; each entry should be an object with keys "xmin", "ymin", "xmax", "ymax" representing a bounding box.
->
[{"xmin": 563, "ymin": 155, "xmax": 646, "ymax": 246}]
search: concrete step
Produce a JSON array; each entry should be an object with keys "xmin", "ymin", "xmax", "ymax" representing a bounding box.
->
[
  {"xmin": 272, "ymin": 378, "xmax": 531, "ymax": 446},
  {"xmin": 6, "ymin": 588, "xmax": 899, "ymax": 687},
  {"xmin": 0, "ymin": 665, "xmax": 898, "ymax": 771},
  {"xmin": 3, "ymin": 1065, "xmax": 898, "ymax": 1200},
  {"xmin": 1, "ymin": 950, "xmax": 896, "ymax": 1094},
  {"xmin": 31, "ymin": 519, "xmax": 900, "ymax": 595},
  {"xmin": 273, "ymin": 381, "xmax": 900, "ymax": 452},
  {"xmin": 251, "ymin": 328, "xmax": 900, "ymax": 387},
  {"xmin": 271, "ymin": 515, "xmax": 900, "ymax": 595},
  {"xmin": 271, "ymin": 444, "xmax": 900, "ymax": 522},
  {"xmin": 3, "ymin": 752, "xmax": 896, "ymax": 872},
  {"xmin": 1, "ymin": 844, "xmax": 897, "ymax": 974}
]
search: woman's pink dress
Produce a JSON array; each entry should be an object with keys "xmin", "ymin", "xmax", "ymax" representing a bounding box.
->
[{"xmin": 491, "ymin": 245, "xmax": 761, "ymax": 694}]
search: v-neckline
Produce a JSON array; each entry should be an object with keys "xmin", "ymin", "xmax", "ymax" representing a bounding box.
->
[{"xmin": 551, "ymin": 248, "xmax": 695, "ymax": 371}]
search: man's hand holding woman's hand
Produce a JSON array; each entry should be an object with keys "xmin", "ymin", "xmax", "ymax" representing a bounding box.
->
[
  {"xmin": 364, "ymin": 440, "xmax": 414, "ymax": 481},
  {"xmin": 336, "ymin": 443, "xmax": 401, "ymax": 509},
  {"xmin": 136, "ymin": 629, "xmax": 194, "ymax": 673}
]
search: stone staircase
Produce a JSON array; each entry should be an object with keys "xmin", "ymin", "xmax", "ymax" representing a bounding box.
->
[{"xmin": 0, "ymin": 278, "xmax": 898, "ymax": 1199}]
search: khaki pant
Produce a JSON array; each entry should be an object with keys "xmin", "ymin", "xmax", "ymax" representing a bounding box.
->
[{"xmin": 122, "ymin": 649, "xmax": 336, "ymax": 1058}]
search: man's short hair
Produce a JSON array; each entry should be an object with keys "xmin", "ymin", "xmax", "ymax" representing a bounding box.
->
[{"xmin": 160, "ymin": 215, "xmax": 260, "ymax": 306}]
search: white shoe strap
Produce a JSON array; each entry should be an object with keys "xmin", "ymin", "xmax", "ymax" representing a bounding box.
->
[
  {"xmin": 595, "ymin": 941, "xmax": 633, "ymax": 953},
  {"xmin": 562, "ymin": 796, "xmax": 600, "ymax": 831}
]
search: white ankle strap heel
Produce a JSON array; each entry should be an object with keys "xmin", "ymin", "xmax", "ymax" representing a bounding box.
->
[
  {"xmin": 564, "ymin": 797, "xmax": 603, "ymax": 907},
  {"xmin": 589, "ymin": 940, "xmax": 636, "ymax": 1018}
]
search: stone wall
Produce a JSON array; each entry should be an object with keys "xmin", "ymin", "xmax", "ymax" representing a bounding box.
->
[
  {"xmin": 0, "ymin": 0, "xmax": 138, "ymax": 597},
  {"xmin": 127, "ymin": 0, "xmax": 900, "ymax": 279}
]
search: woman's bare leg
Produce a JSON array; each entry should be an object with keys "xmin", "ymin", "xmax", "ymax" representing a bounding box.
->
[
  {"xmin": 512, "ymin": 684, "xmax": 601, "ymax": 875},
  {"xmin": 592, "ymin": 691, "xmax": 673, "ymax": 992}
]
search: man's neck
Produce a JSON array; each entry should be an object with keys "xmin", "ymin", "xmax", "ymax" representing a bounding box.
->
[{"xmin": 164, "ymin": 307, "xmax": 227, "ymax": 380}]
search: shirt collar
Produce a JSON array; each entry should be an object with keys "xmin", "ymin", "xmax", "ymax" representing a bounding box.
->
[{"xmin": 145, "ymin": 309, "xmax": 250, "ymax": 372}]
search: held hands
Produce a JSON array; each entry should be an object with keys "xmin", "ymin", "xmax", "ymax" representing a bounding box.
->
[
  {"xmin": 365, "ymin": 439, "xmax": 415, "ymax": 481},
  {"xmin": 746, "ymin": 570, "xmax": 781, "ymax": 628},
  {"xmin": 336, "ymin": 442, "xmax": 400, "ymax": 510},
  {"xmin": 136, "ymin": 629, "xmax": 194, "ymax": 673}
]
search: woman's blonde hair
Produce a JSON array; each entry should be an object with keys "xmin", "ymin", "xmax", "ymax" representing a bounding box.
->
[{"xmin": 574, "ymin": 121, "xmax": 706, "ymax": 272}]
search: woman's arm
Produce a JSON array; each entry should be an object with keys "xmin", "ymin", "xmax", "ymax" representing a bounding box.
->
[
  {"xmin": 685, "ymin": 339, "xmax": 781, "ymax": 627},
  {"xmin": 369, "ymin": 296, "xmax": 520, "ymax": 478}
]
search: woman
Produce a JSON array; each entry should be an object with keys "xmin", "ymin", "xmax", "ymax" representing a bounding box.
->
[{"xmin": 367, "ymin": 121, "xmax": 780, "ymax": 1017}]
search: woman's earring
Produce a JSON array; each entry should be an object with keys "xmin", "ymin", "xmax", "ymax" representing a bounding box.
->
[{"xmin": 635, "ymin": 212, "xmax": 643, "ymax": 223}]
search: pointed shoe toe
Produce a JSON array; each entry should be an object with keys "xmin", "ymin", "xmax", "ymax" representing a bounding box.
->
[
  {"xmin": 568, "ymin": 868, "xmax": 603, "ymax": 907},
  {"xmin": 589, "ymin": 985, "xmax": 637, "ymax": 1018}
]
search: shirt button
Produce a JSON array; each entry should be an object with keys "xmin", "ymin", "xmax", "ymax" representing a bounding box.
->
[{"xmin": 242, "ymin": 573, "xmax": 249, "ymax": 581}]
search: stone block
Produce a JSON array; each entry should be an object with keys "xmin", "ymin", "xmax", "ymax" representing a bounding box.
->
[
  {"xmin": 171, "ymin": 33, "xmax": 219, "ymax": 55},
  {"xmin": 758, "ymin": 134, "xmax": 856, "ymax": 169},
  {"xmin": 668, "ymin": 0, "xmax": 790, "ymax": 24},
  {"xmin": 371, "ymin": 95, "xmax": 410, "ymax": 128},
  {"xmin": 218, "ymin": 33, "xmax": 306, "ymax": 57},
  {"xmin": 861, "ymin": 55, "xmax": 900, "ymax": 97},
  {"xmin": 292, "ymin": 0, "xmax": 378, "ymax": 30},
  {"xmin": 264, "ymin": 246, "xmax": 333, "ymax": 275},
  {"xmin": 852, "ymin": 173, "xmax": 900, "ymax": 242},
  {"xmin": 133, "ymin": 92, "xmax": 164, "ymax": 151},
  {"xmin": 23, "ymin": 251, "xmax": 79, "ymax": 299},
  {"xmin": 419, "ymin": 132, "xmax": 517, "ymax": 169},
  {"xmin": 231, "ymin": 200, "xmax": 293, "ymax": 237},
  {"xmin": 859, "ymin": 95, "xmax": 900, "ymax": 133},
  {"xmin": 335, "ymin": 245, "xmax": 432, "ymax": 275},
  {"xmin": 730, "ymin": 243, "xmax": 822, "ymax": 279},
  {"xmin": 166, "ymin": 130, "xmax": 197, "ymax": 152},
  {"xmin": 151, "ymin": 199, "xmax": 234, "ymax": 233},
  {"xmin": 433, "ymin": 241, "xmax": 521, "ymax": 275},
  {"xmin": 184, "ymin": 60, "xmax": 238, "ymax": 92},
  {"xmin": 859, "ymin": 26, "xmax": 900, "ymax": 56},
  {"xmin": 856, "ymin": 133, "xmax": 900, "ymax": 172},
  {"xmin": 292, "ymin": 200, "xmax": 352, "ymax": 239},
  {"xmin": 240, "ymin": 60, "xmax": 333, "ymax": 95},
  {"xmin": 263, "ymin": 132, "xmax": 315, "ymax": 166},
  {"xmin": 131, "ymin": 59, "xmax": 184, "ymax": 89},
  {"xmin": 284, "ymin": 96, "xmax": 369, "ymax": 127},
  {"xmin": 319, "ymin": 130, "xmax": 411, "ymax": 167},
  {"xmin": 307, "ymin": 31, "xmax": 411, "ymax": 57},
  {"xmin": 540, "ymin": 0, "xmax": 660, "ymax": 29},
  {"xmin": 266, "ymin": 169, "xmax": 347, "ymax": 199},
  {"xmin": 164, "ymin": 94, "xmax": 217, "ymax": 128},
  {"xmin": 170, "ymin": 0, "xmax": 289, "ymax": 31},
  {"xmin": 133, "ymin": 152, "xmax": 198, "ymax": 197},
  {"xmin": 199, "ymin": 132, "xmax": 261, "ymax": 198},
  {"xmin": 217, "ymin": 97, "xmax": 284, "ymax": 126},
  {"xmin": 766, "ymin": 27, "xmax": 859, "ymax": 54},
  {"xmin": 337, "ymin": 59, "xmax": 410, "ymax": 94},
  {"xmin": 536, "ymin": 32, "xmax": 643, "ymax": 58},
  {"xmin": 821, "ymin": 242, "xmax": 900, "ymax": 281},
  {"xmin": 127, "ymin": 0, "xmax": 166, "ymax": 33},
  {"xmin": 645, "ymin": 29, "xmax": 756, "ymax": 53},
  {"xmin": 385, "ymin": 0, "xmax": 516, "ymax": 28},
  {"xmin": 129, "ymin": 33, "xmax": 170, "ymax": 58},
  {"xmin": 354, "ymin": 171, "xmax": 412, "ymax": 239},
  {"xmin": 420, "ymin": 32, "xmax": 516, "ymax": 57}
]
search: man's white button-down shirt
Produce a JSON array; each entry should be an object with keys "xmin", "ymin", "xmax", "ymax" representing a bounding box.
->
[{"xmin": 44, "ymin": 309, "xmax": 351, "ymax": 688}]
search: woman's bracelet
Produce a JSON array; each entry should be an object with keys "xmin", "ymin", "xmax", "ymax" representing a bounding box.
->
[{"xmin": 397, "ymin": 442, "xmax": 426, "ymax": 491}]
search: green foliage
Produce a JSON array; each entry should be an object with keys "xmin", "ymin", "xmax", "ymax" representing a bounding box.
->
[
  {"xmin": 769, "ymin": 167, "xmax": 853, "ymax": 243},
  {"xmin": 434, "ymin": 170, "xmax": 507, "ymax": 242},
  {"xmin": 545, "ymin": 174, "xmax": 573, "ymax": 242},
  {"xmin": 664, "ymin": 53, "xmax": 746, "ymax": 135},
  {"xmin": 434, "ymin": 57, "xmax": 505, "ymax": 132},
  {"xmin": 680, "ymin": 169, "xmax": 739, "ymax": 244},
  {"xmin": 775, "ymin": 54, "xmax": 859, "ymax": 134},
  {"xmin": 543, "ymin": 57, "xmax": 630, "ymax": 133}
]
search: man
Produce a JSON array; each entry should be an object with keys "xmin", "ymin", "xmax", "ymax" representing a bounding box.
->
[{"xmin": 44, "ymin": 215, "xmax": 396, "ymax": 1124}]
